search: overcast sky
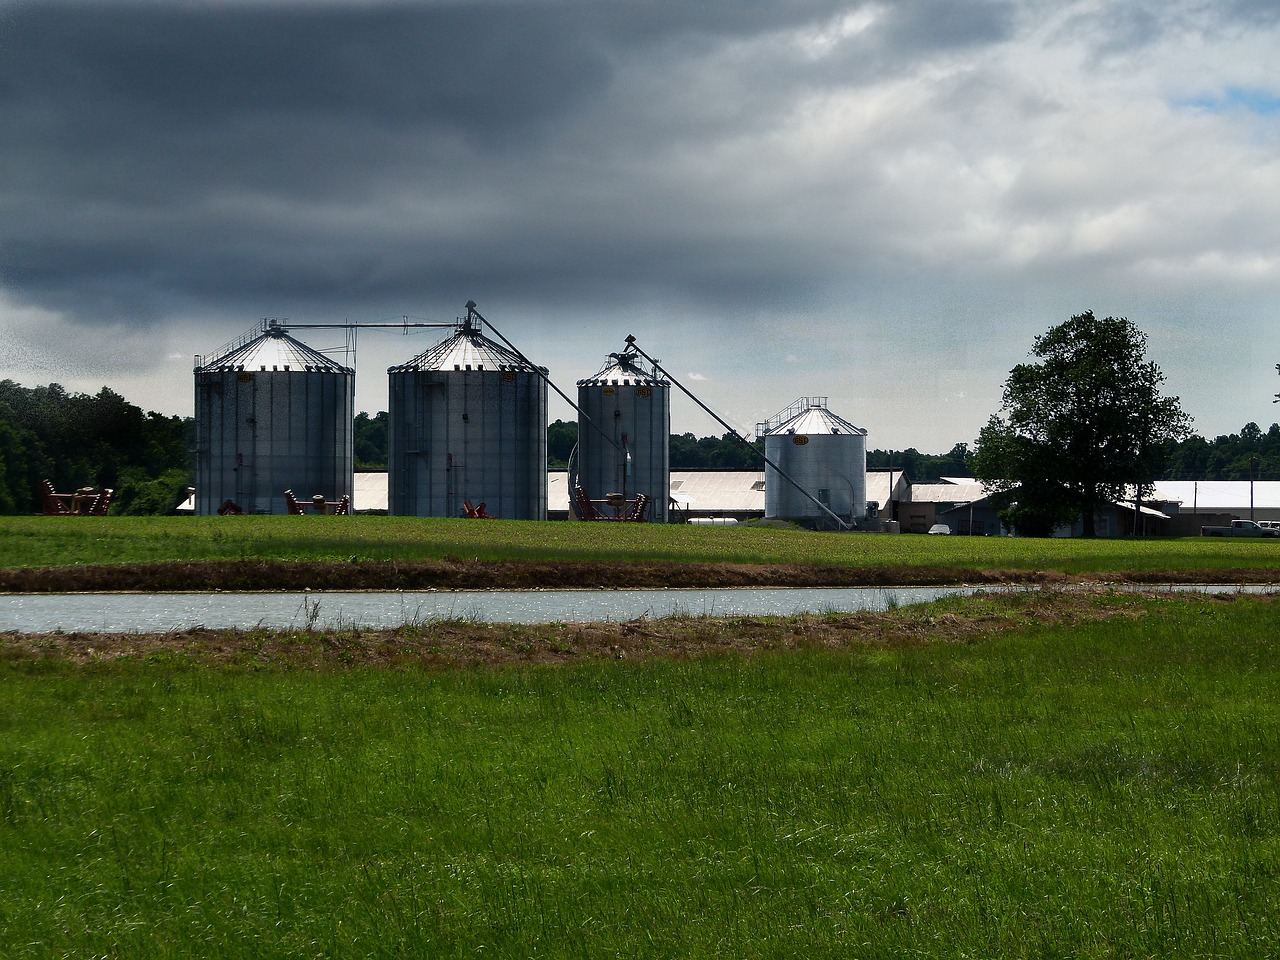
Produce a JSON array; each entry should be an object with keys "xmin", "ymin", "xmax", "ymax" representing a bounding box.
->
[{"xmin": 2, "ymin": 0, "xmax": 1278, "ymax": 451}]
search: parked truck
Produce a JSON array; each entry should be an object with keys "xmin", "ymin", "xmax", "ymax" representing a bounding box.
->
[{"xmin": 1200, "ymin": 519, "xmax": 1280, "ymax": 537}]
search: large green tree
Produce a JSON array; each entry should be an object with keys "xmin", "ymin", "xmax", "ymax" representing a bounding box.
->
[
  {"xmin": 354, "ymin": 411, "xmax": 388, "ymax": 470},
  {"xmin": 0, "ymin": 380, "xmax": 192, "ymax": 514},
  {"xmin": 972, "ymin": 311, "xmax": 1192, "ymax": 537},
  {"xmin": 547, "ymin": 419, "xmax": 578, "ymax": 468}
]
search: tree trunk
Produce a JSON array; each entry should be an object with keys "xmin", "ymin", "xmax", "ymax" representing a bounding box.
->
[{"xmin": 1081, "ymin": 498, "xmax": 1097, "ymax": 538}]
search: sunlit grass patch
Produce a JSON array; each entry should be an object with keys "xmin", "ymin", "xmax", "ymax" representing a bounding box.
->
[
  {"xmin": 2, "ymin": 593, "xmax": 1279, "ymax": 956},
  {"xmin": 5, "ymin": 515, "xmax": 1280, "ymax": 577}
]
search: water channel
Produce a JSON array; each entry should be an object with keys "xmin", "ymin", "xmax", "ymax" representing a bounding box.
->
[
  {"xmin": 3, "ymin": 584, "xmax": 1276, "ymax": 634},
  {"xmin": 1, "ymin": 586, "xmax": 1005, "ymax": 633}
]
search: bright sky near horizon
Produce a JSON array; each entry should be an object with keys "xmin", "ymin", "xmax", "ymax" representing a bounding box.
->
[{"xmin": 1, "ymin": 0, "xmax": 1278, "ymax": 450}]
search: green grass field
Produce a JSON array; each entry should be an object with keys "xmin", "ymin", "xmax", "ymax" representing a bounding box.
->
[
  {"xmin": 5, "ymin": 514, "xmax": 1280, "ymax": 575},
  {"xmin": 3, "ymin": 591, "xmax": 1278, "ymax": 957}
]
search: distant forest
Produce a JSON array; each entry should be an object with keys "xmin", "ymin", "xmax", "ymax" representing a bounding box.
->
[
  {"xmin": 6, "ymin": 382, "xmax": 1280, "ymax": 514},
  {"xmin": 0, "ymin": 381, "xmax": 190, "ymax": 515}
]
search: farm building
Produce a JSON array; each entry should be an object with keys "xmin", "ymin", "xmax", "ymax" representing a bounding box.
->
[
  {"xmin": 230, "ymin": 469, "xmax": 911, "ymax": 523},
  {"xmin": 907, "ymin": 477, "xmax": 1174, "ymax": 537},
  {"xmin": 905, "ymin": 478, "xmax": 1280, "ymax": 537},
  {"xmin": 178, "ymin": 471, "xmax": 1280, "ymax": 536}
]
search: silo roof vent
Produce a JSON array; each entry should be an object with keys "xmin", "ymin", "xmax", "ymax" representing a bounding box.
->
[{"xmin": 577, "ymin": 343, "xmax": 669, "ymax": 387}]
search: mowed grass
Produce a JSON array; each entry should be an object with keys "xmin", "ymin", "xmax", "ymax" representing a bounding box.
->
[
  {"xmin": 5, "ymin": 514, "xmax": 1280, "ymax": 574},
  {"xmin": 2, "ymin": 592, "xmax": 1279, "ymax": 957}
]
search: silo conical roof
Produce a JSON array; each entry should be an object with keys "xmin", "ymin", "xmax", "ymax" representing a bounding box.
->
[
  {"xmin": 761, "ymin": 398, "xmax": 866, "ymax": 437},
  {"xmin": 197, "ymin": 324, "xmax": 352, "ymax": 373},
  {"xmin": 390, "ymin": 319, "xmax": 542, "ymax": 373}
]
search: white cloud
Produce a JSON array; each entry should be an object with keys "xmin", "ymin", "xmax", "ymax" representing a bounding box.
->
[
  {"xmin": 794, "ymin": 5, "xmax": 883, "ymax": 60},
  {"xmin": 0, "ymin": 286, "xmax": 202, "ymax": 412}
]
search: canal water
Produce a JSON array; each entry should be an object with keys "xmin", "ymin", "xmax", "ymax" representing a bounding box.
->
[
  {"xmin": 3, "ymin": 584, "xmax": 1272, "ymax": 634},
  {"xmin": 1, "ymin": 586, "xmax": 1003, "ymax": 633}
]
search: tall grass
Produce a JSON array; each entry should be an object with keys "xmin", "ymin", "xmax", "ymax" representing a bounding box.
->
[
  {"xmin": 4, "ymin": 514, "xmax": 1280, "ymax": 574},
  {"xmin": 2, "ymin": 593, "xmax": 1278, "ymax": 957}
]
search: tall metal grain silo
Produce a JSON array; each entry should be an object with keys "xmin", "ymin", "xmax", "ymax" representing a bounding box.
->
[
  {"xmin": 194, "ymin": 321, "xmax": 354, "ymax": 515},
  {"xmin": 388, "ymin": 306, "xmax": 547, "ymax": 519},
  {"xmin": 757, "ymin": 397, "xmax": 866, "ymax": 529},
  {"xmin": 575, "ymin": 343, "xmax": 670, "ymax": 522}
]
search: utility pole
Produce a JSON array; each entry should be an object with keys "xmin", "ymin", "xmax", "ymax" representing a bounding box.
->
[{"xmin": 1251, "ymin": 456, "xmax": 1256, "ymax": 522}]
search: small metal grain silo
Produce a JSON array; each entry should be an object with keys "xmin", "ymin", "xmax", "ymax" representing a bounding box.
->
[
  {"xmin": 575, "ymin": 343, "xmax": 670, "ymax": 522},
  {"xmin": 757, "ymin": 397, "xmax": 866, "ymax": 529},
  {"xmin": 194, "ymin": 321, "xmax": 354, "ymax": 515},
  {"xmin": 388, "ymin": 307, "xmax": 547, "ymax": 519}
]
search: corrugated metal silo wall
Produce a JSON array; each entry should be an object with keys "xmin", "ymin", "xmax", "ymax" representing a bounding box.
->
[
  {"xmin": 388, "ymin": 368, "xmax": 548, "ymax": 519},
  {"xmin": 763, "ymin": 433, "xmax": 866, "ymax": 525},
  {"xmin": 576, "ymin": 382, "xmax": 670, "ymax": 522},
  {"xmin": 195, "ymin": 369, "xmax": 354, "ymax": 515}
]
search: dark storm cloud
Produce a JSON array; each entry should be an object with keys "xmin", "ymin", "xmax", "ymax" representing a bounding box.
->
[
  {"xmin": 0, "ymin": 2, "xmax": 609, "ymax": 199},
  {"xmin": 1, "ymin": 2, "xmax": 609, "ymax": 318},
  {"xmin": 0, "ymin": 0, "xmax": 1043, "ymax": 323},
  {"xmin": 2, "ymin": 4, "xmax": 610, "ymax": 136},
  {"xmin": 3, "ymin": 1, "xmax": 866, "ymax": 322}
]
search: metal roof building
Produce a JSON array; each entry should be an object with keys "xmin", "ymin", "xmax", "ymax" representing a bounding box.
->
[
  {"xmin": 1145, "ymin": 480, "xmax": 1280, "ymax": 518},
  {"xmin": 334, "ymin": 469, "xmax": 911, "ymax": 522},
  {"xmin": 183, "ymin": 468, "xmax": 1280, "ymax": 535},
  {"xmin": 909, "ymin": 477, "xmax": 1280, "ymax": 536}
]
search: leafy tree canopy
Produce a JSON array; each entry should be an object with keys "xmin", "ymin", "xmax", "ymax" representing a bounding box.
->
[
  {"xmin": 547, "ymin": 420, "xmax": 578, "ymax": 468},
  {"xmin": 354, "ymin": 411, "xmax": 388, "ymax": 470},
  {"xmin": 1163, "ymin": 422, "xmax": 1280, "ymax": 480},
  {"xmin": 972, "ymin": 311, "xmax": 1191, "ymax": 536},
  {"xmin": 544, "ymin": 421, "xmax": 764, "ymax": 470},
  {"xmin": 866, "ymin": 444, "xmax": 970, "ymax": 484},
  {"xmin": 0, "ymin": 380, "xmax": 191, "ymax": 514}
]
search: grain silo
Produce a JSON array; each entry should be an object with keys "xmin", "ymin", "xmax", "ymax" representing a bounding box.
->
[
  {"xmin": 757, "ymin": 397, "xmax": 866, "ymax": 529},
  {"xmin": 388, "ymin": 306, "xmax": 547, "ymax": 519},
  {"xmin": 194, "ymin": 321, "xmax": 354, "ymax": 515},
  {"xmin": 575, "ymin": 342, "xmax": 670, "ymax": 522}
]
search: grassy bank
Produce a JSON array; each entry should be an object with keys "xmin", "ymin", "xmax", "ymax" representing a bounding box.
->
[
  {"xmin": 3, "ymin": 590, "xmax": 1278, "ymax": 957},
  {"xmin": 4, "ymin": 515, "xmax": 1280, "ymax": 578}
]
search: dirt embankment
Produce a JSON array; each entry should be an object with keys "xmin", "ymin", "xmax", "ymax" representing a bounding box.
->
[
  {"xmin": 3, "ymin": 558, "xmax": 1277, "ymax": 594},
  {"xmin": 0, "ymin": 559, "xmax": 1014, "ymax": 593},
  {"xmin": 5, "ymin": 586, "xmax": 1239, "ymax": 670},
  {"xmin": 4, "ymin": 562, "xmax": 1276, "ymax": 669}
]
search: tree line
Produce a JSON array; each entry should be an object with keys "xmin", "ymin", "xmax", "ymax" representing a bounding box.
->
[
  {"xmin": 359, "ymin": 414, "xmax": 1280, "ymax": 483},
  {"xmin": 1162, "ymin": 422, "xmax": 1280, "ymax": 481},
  {"xmin": 551, "ymin": 422, "xmax": 978, "ymax": 480},
  {"xmin": 5, "ymin": 374, "xmax": 1278, "ymax": 519},
  {"xmin": 548, "ymin": 421, "xmax": 766, "ymax": 471},
  {"xmin": 0, "ymin": 380, "xmax": 190, "ymax": 515}
]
